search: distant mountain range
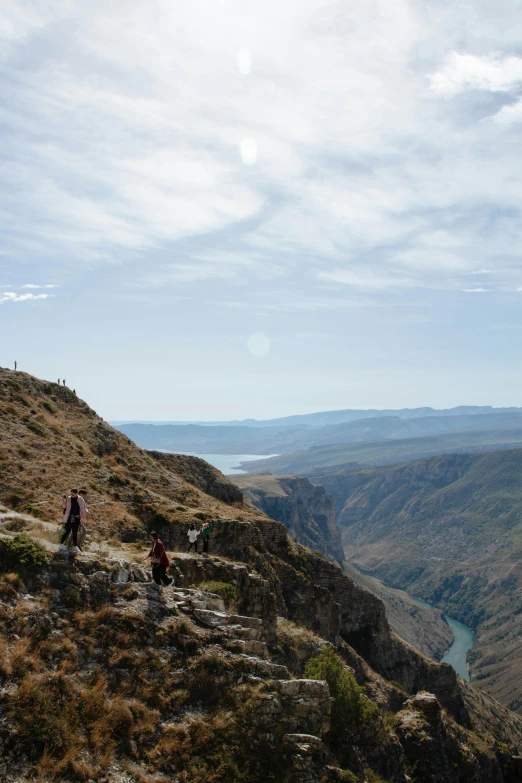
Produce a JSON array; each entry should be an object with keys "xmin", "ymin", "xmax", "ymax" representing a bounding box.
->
[
  {"xmin": 113, "ymin": 405, "xmax": 522, "ymax": 429},
  {"xmin": 116, "ymin": 407, "xmax": 522, "ymax": 459}
]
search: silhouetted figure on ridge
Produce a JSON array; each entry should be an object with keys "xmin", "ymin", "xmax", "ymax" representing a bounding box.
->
[{"xmin": 14, "ymin": 361, "xmax": 17, "ymax": 371}]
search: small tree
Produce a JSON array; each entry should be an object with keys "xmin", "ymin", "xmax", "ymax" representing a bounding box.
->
[
  {"xmin": 0, "ymin": 534, "xmax": 47, "ymax": 574},
  {"xmin": 304, "ymin": 647, "xmax": 376, "ymax": 754}
]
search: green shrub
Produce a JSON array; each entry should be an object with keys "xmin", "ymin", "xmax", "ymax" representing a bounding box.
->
[
  {"xmin": 304, "ymin": 647, "xmax": 376, "ymax": 753},
  {"xmin": 40, "ymin": 401, "xmax": 55, "ymax": 414},
  {"xmin": 26, "ymin": 421, "xmax": 47, "ymax": 438},
  {"xmin": 108, "ymin": 473, "xmax": 128, "ymax": 487},
  {"xmin": 63, "ymin": 587, "xmax": 82, "ymax": 609},
  {"xmin": 0, "ymin": 534, "xmax": 47, "ymax": 574},
  {"xmin": 194, "ymin": 511, "xmax": 208, "ymax": 520},
  {"xmin": 198, "ymin": 581, "xmax": 237, "ymax": 608}
]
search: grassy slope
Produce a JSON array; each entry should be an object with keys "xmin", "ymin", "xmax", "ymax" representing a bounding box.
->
[
  {"xmin": 330, "ymin": 450, "xmax": 522, "ymax": 711},
  {"xmin": 0, "ymin": 368, "xmax": 263, "ymax": 546}
]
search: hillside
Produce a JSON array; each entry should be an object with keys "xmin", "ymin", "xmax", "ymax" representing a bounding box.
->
[
  {"xmin": 233, "ymin": 474, "xmax": 344, "ymax": 563},
  {"xmin": 342, "ymin": 563, "xmax": 453, "ymax": 662},
  {"xmin": 324, "ymin": 450, "xmax": 522, "ymax": 712},
  {"xmin": 242, "ymin": 428, "xmax": 522, "ymax": 473},
  {"xmin": 0, "ymin": 369, "xmax": 261, "ymax": 544},
  {"xmin": 118, "ymin": 413, "xmax": 522, "ymax": 458},
  {"xmin": 2, "ymin": 368, "xmax": 522, "ymax": 781}
]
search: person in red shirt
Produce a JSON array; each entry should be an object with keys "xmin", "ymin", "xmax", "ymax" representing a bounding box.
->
[{"xmin": 143, "ymin": 531, "xmax": 173, "ymax": 586}]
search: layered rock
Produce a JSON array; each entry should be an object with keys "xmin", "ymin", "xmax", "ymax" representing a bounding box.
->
[{"xmin": 234, "ymin": 473, "xmax": 344, "ymax": 563}]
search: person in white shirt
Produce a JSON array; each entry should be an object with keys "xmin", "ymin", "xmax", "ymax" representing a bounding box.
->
[{"xmin": 186, "ymin": 524, "xmax": 200, "ymax": 553}]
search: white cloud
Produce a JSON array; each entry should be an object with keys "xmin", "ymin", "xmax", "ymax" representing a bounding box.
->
[
  {"xmin": 318, "ymin": 269, "xmax": 416, "ymax": 290},
  {"xmin": 0, "ymin": 291, "xmax": 51, "ymax": 303},
  {"xmin": 22, "ymin": 283, "xmax": 57, "ymax": 289},
  {"xmin": 429, "ymin": 52, "xmax": 522, "ymax": 96},
  {"xmin": 461, "ymin": 288, "xmax": 490, "ymax": 293},
  {"xmin": 2, "ymin": 0, "xmax": 522, "ymax": 299}
]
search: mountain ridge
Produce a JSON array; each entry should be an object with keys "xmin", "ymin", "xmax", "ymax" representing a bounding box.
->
[{"xmin": 2, "ymin": 367, "xmax": 522, "ymax": 781}]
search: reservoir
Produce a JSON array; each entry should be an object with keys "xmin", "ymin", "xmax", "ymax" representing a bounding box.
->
[
  {"xmin": 411, "ymin": 597, "xmax": 476, "ymax": 682},
  {"xmin": 161, "ymin": 452, "xmax": 278, "ymax": 475}
]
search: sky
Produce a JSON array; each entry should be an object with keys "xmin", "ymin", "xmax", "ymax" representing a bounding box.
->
[{"xmin": 2, "ymin": 0, "xmax": 522, "ymax": 421}]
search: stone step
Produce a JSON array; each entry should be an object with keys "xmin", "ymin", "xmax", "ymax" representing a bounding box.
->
[
  {"xmin": 237, "ymin": 656, "xmax": 290, "ymax": 680},
  {"xmin": 193, "ymin": 608, "xmax": 264, "ymax": 636},
  {"xmin": 193, "ymin": 608, "xmax": 231, "ymax": 627},
  {"xmin": 242, "ymin": 639, "xmax": 268, "ymax": 657},
  {"xmin": 228, "ymin": 614, "xmax": 263, "ymax": 630}
]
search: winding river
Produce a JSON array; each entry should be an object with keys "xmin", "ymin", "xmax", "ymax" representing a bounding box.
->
[{"xmin": 411, "ymin": 597, "xmax": 476, "ymax": 682}]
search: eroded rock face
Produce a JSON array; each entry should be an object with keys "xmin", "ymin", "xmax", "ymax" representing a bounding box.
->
[
  {"xmin": 234, "ymin": 474, "xmax": 344, "ymax": 564},
  {"xmin": 148, "ymin": 450, "xmax": 244, "ymax": 505}
]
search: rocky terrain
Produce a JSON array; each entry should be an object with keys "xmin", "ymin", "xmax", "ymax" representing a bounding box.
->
[
  {"xmin": 315, "ymin": 451, "xmax": 522, "ymax": 713},
  {"xmin": 1, "ymin": 368, "xmax": 522, "ymax": 781},
  {"xmin": 342, "ymin": 564, "xmax": 453, "ymax": 662},
  {"xmin": 233, "ymin": 473, "xmax": 344, "ymax": 564}
]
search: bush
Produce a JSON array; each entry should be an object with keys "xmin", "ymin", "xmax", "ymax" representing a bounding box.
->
[
  {"xmin": 40, "ymin": 400, "xmax": 55, "ymax": 414},
  {"xmin": 108, "ymin": 473, "xmax": 128, "ymax": 487},
  {"xmin": 304, "ymin": 647, "xmax": 376, "ymax": 754},
  {"xmin": 0, "ymin": 534, "xmax": 47, "ymax": 574},
  {"xmin": 198, "ymin": 581, "xmax": 237, "ymax": 608}
]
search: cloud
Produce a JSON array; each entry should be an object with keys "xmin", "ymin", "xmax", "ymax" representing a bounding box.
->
[
  {"xmin": 22, "ymin": 284, "xmax": 57, "ymax": 289},
  {"xmin": 429, "ymin": 52, "xmax": 522, "ymax": 96},
  {"xmin": 461, "ymin": 288, "xmax": 490, "ymax": 293},
  {"xmin": 0, "ymin": 291, "xmax": 52, "ymax": 303},
  {"xmin": 2, "ymin": 0, "xmax": 522, "ymax": 302},
  {"xmin": 318, "ymin": 269, "xmax": 416, "ymax": 290}
]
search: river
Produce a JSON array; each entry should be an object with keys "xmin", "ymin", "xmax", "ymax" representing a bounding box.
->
[{"xmin": 410, "ymin": 597, "xmax": 476, "ymax": 681}]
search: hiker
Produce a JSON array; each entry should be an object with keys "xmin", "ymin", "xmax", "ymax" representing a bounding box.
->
[
  {"xmin": 143, "ymin": 531, "xmax": 172, "ymax": 586},
  {"xmin": 201, "ymin": 521, "xmax": 214, "ymax": 553},
  {"xmin": 187, "ymin": 524, "xmax": 200, "ymax": 553},
  {"xmin": 77, "ymin": 489, "xmax": 89, "ymax": 548},
  {"xmin": 14, "ymin": 361, "xmax": 17, "ymax": 371},
  {"xmin": 58, "ymin": 378, "xmax": 60, "ymax": 385},
  {"xmin": 63, "ymin": 379, "xmax": 66, "ymax": 386},
  {"xmin": 60, "ymin": 489, "xmax": 86, "ymax": 552}
]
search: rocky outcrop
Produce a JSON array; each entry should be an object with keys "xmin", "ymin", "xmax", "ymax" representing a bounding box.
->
[
  {"xmin": 234, "ymin": 474, "xmax": 344, "ymax": 563},
  {"xmin": 148, "ymin": 450, "xmax": 244, "ymax": 505}
]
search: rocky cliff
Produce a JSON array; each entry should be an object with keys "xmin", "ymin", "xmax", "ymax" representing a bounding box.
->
[
  {"xmin": 233, "ymin": 473, "xmax": 344, "ymax": 563},
  {"xmin": 1, "ymin": 368, "xmax": 522, "ymax": 781},
  {"xmin": 148, "ymin": 450, "xmax": 244, "ymax": 506},
  {"xmin": 317, "ymin": 451, "xmax": 522, "ymax": 713}
]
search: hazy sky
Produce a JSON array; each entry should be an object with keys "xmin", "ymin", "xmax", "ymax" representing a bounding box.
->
[{"xmin": 3, "ymin": 0, "xmax": 522, "ymax": 420}]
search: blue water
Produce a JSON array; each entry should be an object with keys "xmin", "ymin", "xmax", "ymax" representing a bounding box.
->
[
  {"xmin": 410, "ymin": 596, "xmax": 475, "ymax": 681},
  {"xmin": 441, "ymin": 615, "xmax": 476, "ymax": 682},
  {"xmin": 162, "ymin": 452, "xmax": 278, "ymax": 475}
]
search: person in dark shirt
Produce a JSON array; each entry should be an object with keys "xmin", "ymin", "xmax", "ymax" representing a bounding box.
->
[
  {"xmin": 143, "ymin": 531, "xmax": 173, "ymax": 586},
  {"xmin": 59, "ymin": 489, "xmax": 86, "ymax": 551},
  {"xmin": 201, "ymin": 522, "xmax": 214, "ymax": 553}
]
